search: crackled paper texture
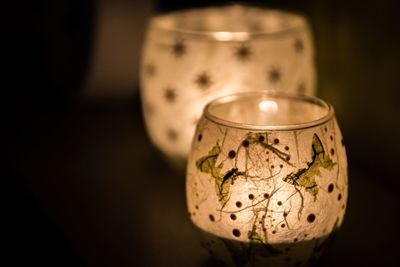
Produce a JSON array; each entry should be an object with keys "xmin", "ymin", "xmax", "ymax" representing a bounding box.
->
[
  {"xmin": 140, "ymin": 5, "xmax": 316, "ymax": 162},
  {"xmin": 186, "ymin": 118, "xmax": 347, "ymax": 267}
]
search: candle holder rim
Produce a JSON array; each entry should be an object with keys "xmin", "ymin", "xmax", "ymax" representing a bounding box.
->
[
  {"xmin": 203, "ymin": 90, "xmax": 334, "ymax": 131},
  {"xmin": 148, "ymin": 4, "xmax": 310, "ymax": 40}
]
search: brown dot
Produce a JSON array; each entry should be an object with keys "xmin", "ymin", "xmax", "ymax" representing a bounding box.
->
[
  {"xmin": 195, "ymin": 205, "xmax": 199, "ymax": 210},
  {"xmin": 271, "ymin": 165, "xmax": 274, "ymax": 169},
  {"xmin": 268, "ymin": 67, "xmax": 282, "ymax": 83},
  {"xmin": 281, "ymin": 223, "xmax": 285, "ymax": 228},
  {"xmin": 262, "ymin": 228, "xmax": 267, "ymax": 232},
  {"xmin": 258, "ymin": 135, "xmax": 265, "ymax": 142},
  {"xmin": 242, "ymin": 139, "xmax": 249, "ymax": 147},
  {"xmin": 342, "ymin": 204, "xmax": 346, "ymax": 209},
  {"xmin": 197, "ymin": 134, "xmax": 202, "ymax": 142},
  {"xmin": 286, "ymin": 155, "xmax": 291, "ymax": 161},
  {"xmin": 192, "ymin": 212, "xmax": 196, "ymax": 216},
  {"xmin": 277, "ymin": 201, "xmax": 282, "ymax": 206},
  {"xmin": 272, "ymin": 230, "xmax": 276, "ymax": 234},
  {"xmin": 279, "ymin": 164, "xmax": 283, "ymax": 168},
  {"xmin": 232, "ymin": 229, "xmax": 241, "ymax": 237},
  {"xmin": 341, "ymin": 139, "xmax": 345, "ymax": 146},
  {"xmin": 294, "ymin": 238, "xmax": 298, "ymax": 242},
  {"xmin": 324, "ymin": 126, "xmax": 328, "ymax": 132},
  {"xmin": 167, "ymin": 129, "xmax": 178, "ymax": 141},
  {"xmin": 294, "ymin": 38, "xmax": 304, "ymax": 53},
  {"xmin": 171, "ymin": 39, "xmax": 186, "ymax": 58},
  {"xmin": 284, "ymin": 146, "xmax": 289, "ymax": 151},
  {"xmin": 228, "ymin": 150, "xmax": 236, "ymax": 159},
  {"xmin": 195, "ymin": 193, "xmax": 199, "ymax": 197},
  {"xmin": 330, "ymin": 148, "xmax": 335, "ymax": 156},
  {"xmin": 236, "ymin": 201, "xmax": 242, "ymax": 208},
  {"xmin": 248, "ymin": 194, "xmax": 254, "ymax": 200},
  {"xmin": 283, "ymin": 212, "xmax": 288, "ymax": 217},
  {"xmin": 209, "ymin": 214, "xmax": 215, "ymax": 222},
  {"xmin": 298, "ymin": 83, "xmax": 306, "ymax": 93},
  {"xmin": 264, "ymin": 193, "xmax": 270, "ymax": 199},
  {"xmin": 164, "ymin": 88, "xmax": 177, "ymax": 103},
  {"xmin": 307, "ymin": 214, "xmax": 316, "ymax": 223},
  {"xmin": 195, "ymin": 72, "xmax": 213, "ymax": 90},
  {"xmin": 145, "ymin": 63, "xmax": 156, "ymax": 76},
  {"xmin": 304, "ymin": 234, "xmax": 308, "ymax": 237},
  {"xmin": 273, "ymin": 138, "xmax": 279, "ymax": 144},
  {"xmin": 338, "ymin": 193, "xmax": 342, "ymax": 201},
  {"xmin": 230, "ymin": 214, "xmax": 237, "ymax": 220},
  {"xmin": 328, "ymin": 184, "xmax": 334, "ymax": 193}
]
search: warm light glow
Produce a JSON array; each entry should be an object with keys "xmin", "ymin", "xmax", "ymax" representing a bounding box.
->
[
  {"xmin": 140, "ymin": 5, "xmax": 316, "ymax": 168},
  {"xmin": 186, "ymin": 93, "xmax": 348, "ymax": 267},
  {"xmin": 213, "ymin": 31, "xmax": 250, "ymax": 41},
  {"xmin": 214, "ymin": 31, "xmax": 232, "ymax": 41},
  {"xmin": 259, "ymin": 100, "xmax": 278, "ymax": 113}
]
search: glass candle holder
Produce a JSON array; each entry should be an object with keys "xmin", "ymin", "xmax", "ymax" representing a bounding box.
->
[
  {"xmin": 186, "ymin": 91, "xmax": 347, "ymax": 267},
  {"xmin": 140, "ymin": 4, "xmax": 316, "ymax": 167}
]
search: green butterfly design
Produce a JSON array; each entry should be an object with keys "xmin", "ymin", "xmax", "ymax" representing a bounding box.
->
[{"xmin": 283, "ymin": 134, "xmax": 335, "ymax": 200}]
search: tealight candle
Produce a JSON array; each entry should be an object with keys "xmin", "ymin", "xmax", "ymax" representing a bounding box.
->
[
  {"xmin": 186, "ymin": 91, "xmax": 347, "ymax": 267},
  {"xmin": 140, "ymin": 5, "xmax": 316, "ymax": 167}
]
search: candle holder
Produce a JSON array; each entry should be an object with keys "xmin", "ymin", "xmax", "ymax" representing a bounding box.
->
[
  {"xmin": 140, "ymin": 4, "xmax": 316, "ymax": 168},
  {"xmin": 186, "ymin": 91, "xmax": 347, "ymax": 267}
]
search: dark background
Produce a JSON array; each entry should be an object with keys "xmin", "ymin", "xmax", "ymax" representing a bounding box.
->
[{"xmin": 4, "ymin": 0, "xmax": 400, "ymax": 266}]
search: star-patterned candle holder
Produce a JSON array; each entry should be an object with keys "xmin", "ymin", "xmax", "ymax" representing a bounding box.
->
[
  {"xmin": 140, "ymin": 4, "xmax": 316, "ymax": 168},
  {"xmin": 186, "ymin": 91, "xmax": 347, "ymax": 267}
]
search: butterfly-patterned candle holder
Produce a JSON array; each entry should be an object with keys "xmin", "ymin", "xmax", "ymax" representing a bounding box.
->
[
  {"xmin": 186, "ymin": 91, "xmax": 347, "ymax": 267},
  {"xmin": 140, "ymin": 4, "xmax": 316, "ymax": 168}
]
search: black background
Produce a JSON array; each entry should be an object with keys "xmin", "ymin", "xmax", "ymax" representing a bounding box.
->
[{"xmin": 4, "ymin": 0, "xmax": 400, "ymax": 266}]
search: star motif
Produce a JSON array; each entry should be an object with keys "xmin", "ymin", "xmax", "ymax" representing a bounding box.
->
[
  {"xmin": 294, "ymin": 38, "xmax": 304, "ymax": 53},
  {"xmin": 144, "ymin": 63, "xmax": 156, "ymax": 76},
  {"xmin": 167, "ymin": 129, "xmax": 178, "ymax": 142},
  {"xmin": 143, "ymin": 102, "xmax": 154, "ymax": 116},
  {"xmin": 268, "ymin": 67, "xmax": 282, "ymax": 83},
  {"xmin": 249, "ymin": 22, "xmax": 262, "ymax": 32},
  {"xmin": 171, "ymin": 39, "xmax": 186, "ymax": 58},
  {"xmin": 297, "ymin": 82, "xmax": 306, "ymax": 94},
  {"xmin": 235, "ymin": 43, "xmax": 252, "ymax": 62},
  {"xmin": 195, "ymin": 72, "xmax": 212, "ymax": 90},
  {"xmin": 164, "ymin": 87, "xmax": 176, "ymax": 103}
]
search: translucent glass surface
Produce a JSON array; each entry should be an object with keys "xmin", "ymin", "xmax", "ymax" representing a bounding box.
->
[
  {"xmin": 140, "ymin": 5, "xmax": 316, "ymax": 163},
  {"xmin": 186, "ymin": 92, "xmax": 347, "ymax": 267}
]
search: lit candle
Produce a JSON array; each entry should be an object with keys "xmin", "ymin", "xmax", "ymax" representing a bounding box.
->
[
  {"xmin": 187, "ymin": 91, "xmax": 347, "ymax": 267},
  {"xmin": 140, "ymin": 5, "xmax": 316, "ymax": 168}
]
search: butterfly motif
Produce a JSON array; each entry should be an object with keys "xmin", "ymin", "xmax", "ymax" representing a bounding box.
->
[{"xmin": 283, "ymin": 134, "xmax": 335, "ymax": 200}]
